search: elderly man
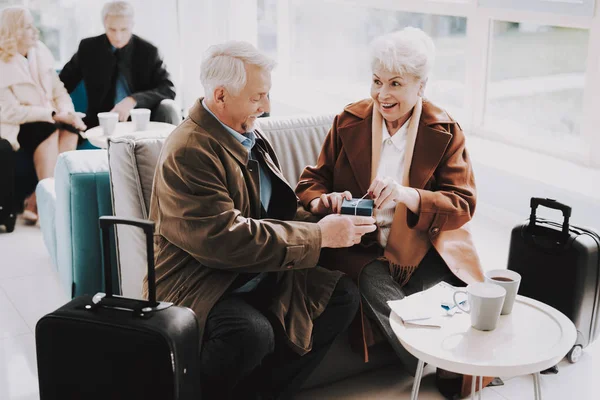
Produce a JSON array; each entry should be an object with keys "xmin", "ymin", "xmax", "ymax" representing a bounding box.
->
[
  {"xmin": 148, "ymin": 41, "xmax": 376, "ymax": 400},
  {"xmin": 59, "ymin": 1, "xmax": 176, "ymax": 128}
]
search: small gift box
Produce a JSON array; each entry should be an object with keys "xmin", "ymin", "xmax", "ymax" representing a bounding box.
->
[{"xmin": 341, "ymin": 198, "xmax": 374, "ymax": 216}]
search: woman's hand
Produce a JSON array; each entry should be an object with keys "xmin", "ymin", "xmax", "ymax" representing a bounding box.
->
[
  {"xmin": 309, "ymin": 191, "xmax": 352, "ymax": 215},
  {"xmin": 53, "ymin": 111, "xmax": 87, "ymax": 131},
  {"xmin": 368, "ymin": 177, "xmax": 404, "ymax": 210},
  {"xmin": 368, "ymin": 177, "xmax": 421, "ymax": 213}
]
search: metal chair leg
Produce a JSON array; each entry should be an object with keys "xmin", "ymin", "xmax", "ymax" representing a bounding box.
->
[
  {"xmin": 469, "ymin": 375, "xmax": 485, "ymax": 400},
  {"xmin": 410, "ymin": 360, "xmax": 425, "ymax": 400}
]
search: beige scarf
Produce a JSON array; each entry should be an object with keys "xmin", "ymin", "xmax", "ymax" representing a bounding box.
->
[{"xmin": 371, "ymin": 97, "xmax": 431, "ymax": 286}]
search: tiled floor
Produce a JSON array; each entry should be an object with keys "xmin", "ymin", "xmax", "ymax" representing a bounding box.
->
[
  {"xmin": 0, "ymin": 207, "xmax": 598, "ymax": 399},
  {"xmin": 0, "ymin": 219, "xmax": 68, "ymax": 400}
]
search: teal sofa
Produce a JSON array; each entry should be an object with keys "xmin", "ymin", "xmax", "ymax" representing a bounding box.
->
[
  {"xmin": 32, "ymin": 81, "xmax": 114, "ymax": 298},
  {"xmin": 36, "ymin": 150, "xmax": 119, "ymax": 297},
  {"xmin": 35, "ymin": 80, "xmax": 181, "ymax": 298}
]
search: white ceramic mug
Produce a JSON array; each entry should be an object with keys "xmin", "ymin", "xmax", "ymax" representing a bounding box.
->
[
  {"xmin": 130, "ymin": 108, "xmax": 151, "ymax": 131},
  {"xmin": 97, "ymin": 112, "xmax": 119, "ymax": 136},
  {"xmin": 453, "ymin": 282, "xmax": 506, "ymax": 331},
  {"xmin": 485, "ymin": 269, "xmax": 521, "ymax": 315}
]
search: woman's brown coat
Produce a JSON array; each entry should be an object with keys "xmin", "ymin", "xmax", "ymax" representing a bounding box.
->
[{"xmin": 296, "ymin": 98, "xmax": 485, "ymax": 358}]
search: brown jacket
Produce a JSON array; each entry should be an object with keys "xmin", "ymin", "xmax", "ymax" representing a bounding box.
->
[
  {"xmin": 145, "ymin": 99, "xmax": 343, "ymax": 355},
  {"xmin": 296, "ymin": 98, "xmax": 484, "ymax": 357}
]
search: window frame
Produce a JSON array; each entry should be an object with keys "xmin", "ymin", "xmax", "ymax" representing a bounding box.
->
[{"xmin": 479, "ymin": 0, "xmax": 596, "ymax": 18}]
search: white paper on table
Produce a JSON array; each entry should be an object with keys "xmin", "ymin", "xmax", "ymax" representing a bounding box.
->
[{"xmin": 387, "ymin": 282, "xmax": 460, "ymax": 328}]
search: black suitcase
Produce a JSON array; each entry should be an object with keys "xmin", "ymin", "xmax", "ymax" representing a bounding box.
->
[
  {"xmin": 0, "ymin": 135, "xmax": 17, "ymax": 233},
  {"xmin": 35, "ymin": 216, "xmax": 201, "ymax": 399},
  {"xmin": 508, "ymin": 197, "xmax": 600, "ymax": 363}
]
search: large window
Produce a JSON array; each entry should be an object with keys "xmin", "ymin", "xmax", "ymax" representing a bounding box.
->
[
  {"xmin": 258, "ymin": 0, "xmax": 278, "ymax": 60},
  {"xmin": 259, "ymin": 0, "xmax": 467, "ymax": 119},
  {"xmin": 257, "ymin": 0, "xmax": 600, "ymax": 167},
  {"xmin": 480, "ymin": 0, "xmax": 595, "ymax": 17},
  {"xmin": 2, "ymin": 0, "xmax": 599, "ymax": 167},
  {"xmin": 484, "ymin": 22, "xmax": 588, "ymax": 149}
]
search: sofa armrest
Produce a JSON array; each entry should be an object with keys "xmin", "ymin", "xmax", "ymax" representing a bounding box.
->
[
  {"xmin": 107, "ymin": 135, "xmax": 166, "ymax": 298},
  {"xmin": 54, "ymin": 150, "xmax": 119, "ymax": 298},
  {"xmin": 36, "ymin": 178, "xmax": 57, "ymax": 269}
]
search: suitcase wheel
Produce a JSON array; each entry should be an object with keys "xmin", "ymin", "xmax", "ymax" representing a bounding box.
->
[
  {"xmin": 3, "ymin": 214, "xmax": 16, "ymax": 233},
  {"xmin": 6, "ymin": 214, "xmax": 16, "ymax": 233},
  {"xmin": 567, "ymin": 345, "xmax": 583, "ymax": 363}
]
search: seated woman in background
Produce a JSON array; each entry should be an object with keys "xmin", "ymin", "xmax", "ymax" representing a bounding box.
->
[
  {"xmin": 0, "ymin": 6, "xmax": 86, "ymax": 224},
  {"xmin": 295, "ymin": 27, "xmax": 490, "ymax": 398}
]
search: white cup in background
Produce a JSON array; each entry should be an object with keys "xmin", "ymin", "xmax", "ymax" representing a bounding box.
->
[
  {"xmin": 131, "ymin": 108, "xmax": 151, "ymax": 131},
  {"xmin": 97, "ymin": 112, "xmax": 119, "ymax": 136},
  {"xmin": 453, "ymin": 282, "xmax": 506, "ymax": 331},
  {"xmin": 485, "ymin": 269, "xmax": 521, "ymax": 315}
]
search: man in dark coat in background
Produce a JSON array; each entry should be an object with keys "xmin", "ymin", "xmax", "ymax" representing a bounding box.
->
[{"xmin": 59, "ymin": 1, "xmax": 176, "ymax": 128}]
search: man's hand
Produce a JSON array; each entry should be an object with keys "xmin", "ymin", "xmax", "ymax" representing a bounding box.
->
[
  {"xmin": 111, "ymin": 96, "xmax": 137, "ymax": 122},
  {"xmin": 53, "ymin": 111, "xmax": 87, "ymax": 131},
  {"xmin": 318, "ymin": 214, "xmax": 376, "ymax": 248},
  {"xmin": 309, "ymin": 191, "xmax": 352, "ymax": 215}
]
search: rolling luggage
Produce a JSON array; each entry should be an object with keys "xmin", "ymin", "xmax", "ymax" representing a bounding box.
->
[
  {"xmin": 0, "ymin": 135, "xmax": 17, "ymax": 233},
  {"xmin": 507, "ymin": 197, "xmax": 600, "ymax": 363},
  {"xmin": 35, "ymin": 216, "xmax": 200, "ymax": 400}
]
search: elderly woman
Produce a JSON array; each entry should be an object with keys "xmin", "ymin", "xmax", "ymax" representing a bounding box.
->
[
  {"xmin": 0, "ymin": 6, "xmax": 86, "ymax": 223},
  {"xmin": 296, "ymin": 27, "xmax": 489, "ymax": 397}
]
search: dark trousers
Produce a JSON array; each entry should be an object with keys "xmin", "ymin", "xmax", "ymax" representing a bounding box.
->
[
  {"xmin": 17, "ymin": 122, "xmax": 80, "ymax": 156},
  {"xmin": 199, "ymin": 275, "xmax": 359, "ymax": 400},
  {"xmin": 359, "ymin": 247, "xmax": 464, "ymax": 375}
]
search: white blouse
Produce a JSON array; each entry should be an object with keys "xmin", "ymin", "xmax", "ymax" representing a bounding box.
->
[{"xmin": 374, "ymin": 116, "xmax": 411, "ymax": 247}]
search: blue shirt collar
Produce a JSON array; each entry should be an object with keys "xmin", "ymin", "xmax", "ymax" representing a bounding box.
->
[{"xmin": 202, "ymin": 99, "xmax": 255, "ymax": 150}]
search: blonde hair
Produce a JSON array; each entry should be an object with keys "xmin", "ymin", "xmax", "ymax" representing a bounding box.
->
[
  {"xmin": 370, "ymin": 27, "xmax": 436, "ymax": 81},
  {"xmin": 0, "ymin": 6, "xmax": 39, "ymax": 62}
]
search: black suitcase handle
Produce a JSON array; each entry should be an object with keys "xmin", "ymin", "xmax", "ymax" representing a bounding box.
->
[
  {"xmin": 529, "ymin": 197, "xmax": 571, "ymax": 237},
  {"xmin": 99, "ymin": 216, "xmax": 158, "ymax": 307}
]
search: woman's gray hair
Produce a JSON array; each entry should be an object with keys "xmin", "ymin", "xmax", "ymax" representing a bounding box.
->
[
  {"xmin": 102, "ymin": 1, "xmax": 134, "ymax": 22},
  {"xmin": 200, "ymin": 41, "xmax": 276, "ymax": 97},
  {"xmin": 370, "ymin": 27, "xmax": 436, "ymax": 81}
]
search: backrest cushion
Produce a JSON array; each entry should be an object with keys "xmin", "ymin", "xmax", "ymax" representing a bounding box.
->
[
  {"xmin": 257, "ymin": 114, "xmax": 335, "ymax": 187},
  {"xmin": 107, "ymin": 135, "xmax": 169, "ymax": 297}
]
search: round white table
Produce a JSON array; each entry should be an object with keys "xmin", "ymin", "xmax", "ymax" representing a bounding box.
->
[
  {"xmin": 82, "ymin": 121, "xmax": 176, "ymax": 149},
  {"xmin": 390, "ymin": 295, "xmax": 577, "ymax": 400}
]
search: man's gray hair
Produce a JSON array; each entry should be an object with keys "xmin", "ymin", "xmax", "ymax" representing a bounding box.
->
[
  {"xmin": 370, "ymin": 27, "xmax": 435, "ymax": 81},
  {"xmin": 200, "ymin": 41, "xmax": 276, "ymax": 97},
  {"xmin": 102, "ymin": 1, "xmax": 134, "ymax": 22}
]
